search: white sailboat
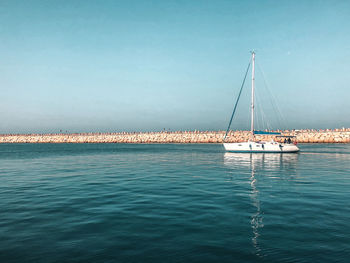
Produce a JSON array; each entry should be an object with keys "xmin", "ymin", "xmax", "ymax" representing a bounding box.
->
[{"xmin": 223, "ymin": 51, "xmax": 299, "ymax": 153}]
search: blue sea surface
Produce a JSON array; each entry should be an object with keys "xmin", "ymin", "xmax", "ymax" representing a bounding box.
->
[{"xmin": 0, "ymin": 143, "xmax": 349, "ymax": 263}]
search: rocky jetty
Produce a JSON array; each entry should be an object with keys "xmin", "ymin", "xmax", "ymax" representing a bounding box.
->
[{"xmin": 0, "ymin": 129, "xmax": 349, "ymax": 143}]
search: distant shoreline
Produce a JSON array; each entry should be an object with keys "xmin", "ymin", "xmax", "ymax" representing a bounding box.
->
[{"xmin": 0, "ymin": 129, "xmax": 349, "ymax": 143}]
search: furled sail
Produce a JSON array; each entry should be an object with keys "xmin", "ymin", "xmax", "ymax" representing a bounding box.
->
[{"xmin": 253, "ymin": 131, "xmax": 281, "ymax": 135}]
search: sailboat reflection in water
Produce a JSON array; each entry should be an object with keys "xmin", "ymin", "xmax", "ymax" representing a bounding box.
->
[{"xmin": 224, "ymin": 153, "xmax": 299, "ymax": 256}]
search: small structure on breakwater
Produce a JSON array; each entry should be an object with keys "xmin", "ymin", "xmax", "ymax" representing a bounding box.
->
[{"xmin": 0, "ymin": 129, "xmax": 349, "ymax": 143}]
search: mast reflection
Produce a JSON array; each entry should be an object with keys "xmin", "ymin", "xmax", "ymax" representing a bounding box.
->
[{"xmin": 224, "ymin": 153, "xmax": 299, "ymax": 256}]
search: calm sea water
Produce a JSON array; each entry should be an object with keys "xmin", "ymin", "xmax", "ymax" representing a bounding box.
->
[{"xmin": 0, "ymin": 143, "xmax": 349, "ymax": 263}]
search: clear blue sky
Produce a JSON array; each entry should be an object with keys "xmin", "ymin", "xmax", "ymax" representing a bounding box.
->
[{"xmin": 0, "ymin": 0, "xmax": 349, "ymax": 133}]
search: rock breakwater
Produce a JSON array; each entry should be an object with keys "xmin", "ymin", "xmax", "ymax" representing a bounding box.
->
[{"xmin": 0, "ymin": 129, "xmax": 349, "ymax": 143}]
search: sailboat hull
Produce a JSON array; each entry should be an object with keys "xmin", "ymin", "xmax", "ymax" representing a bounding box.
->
[{"xmin": 223, "ymin": 141, "xmax": 299, "ymax": 153}]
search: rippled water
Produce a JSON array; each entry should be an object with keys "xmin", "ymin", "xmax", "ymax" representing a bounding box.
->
[{"xmin": 0, "ymin": 143, "xmax": 349, "ymax": 263}]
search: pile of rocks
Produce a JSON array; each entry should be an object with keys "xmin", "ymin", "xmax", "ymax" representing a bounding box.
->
[{"xmin": 0, "ymin": 129, "xmax": 349, "ymax": 143}]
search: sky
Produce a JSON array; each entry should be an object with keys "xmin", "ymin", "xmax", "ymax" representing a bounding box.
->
[{"xmin": 0, "ymin": 0, "xmax": 349, "ymax": 133}]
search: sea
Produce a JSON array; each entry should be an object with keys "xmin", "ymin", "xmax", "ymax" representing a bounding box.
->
[{"xmin": 0, "ymin": 143, "xmax": 349, "ymax": 263}]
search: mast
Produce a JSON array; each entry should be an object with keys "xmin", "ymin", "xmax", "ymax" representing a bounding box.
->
[{"xmin": 250, "ymin": 51, "xmax": 255, "ymax": 137}]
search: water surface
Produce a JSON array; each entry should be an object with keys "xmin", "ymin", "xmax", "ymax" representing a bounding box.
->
[{"xmin": 0, "ymin": 143, "xmax": 349, "ymax": 262}]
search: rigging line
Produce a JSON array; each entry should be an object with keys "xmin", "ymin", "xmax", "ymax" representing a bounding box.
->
[
  {"xmin": 255, "ymin": 90, "xmax": 271, "ymax": 131},
  {"xmin": 257, "ymin": 62, "xmax": 285, "ymax": 129},
  {"xmin": 255, "ymin": 92, "xmax": 261, "ymax": 130},
  {"xmin": 256, "ymin": 62, "xmax": 287, "ymax": 129},
  {"xmin": 223, "ymin": 61, "xmax": 251, "ymax": 141},
  {"xmin": 255, "ymin": 94, "xmax": 262, "ymax": 130},
  {"xmin": 257, "ymin": 88, "xmax": 272, "ymax": 130},
  {"xmin": 255, "ymin": 85, "xmax": 262, "ymax": 130}
]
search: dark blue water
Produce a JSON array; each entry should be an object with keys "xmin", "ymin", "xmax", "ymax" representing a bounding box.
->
[{"xmin": 0, "ymin": 143, "xmax": 349, "ymax": 263}]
